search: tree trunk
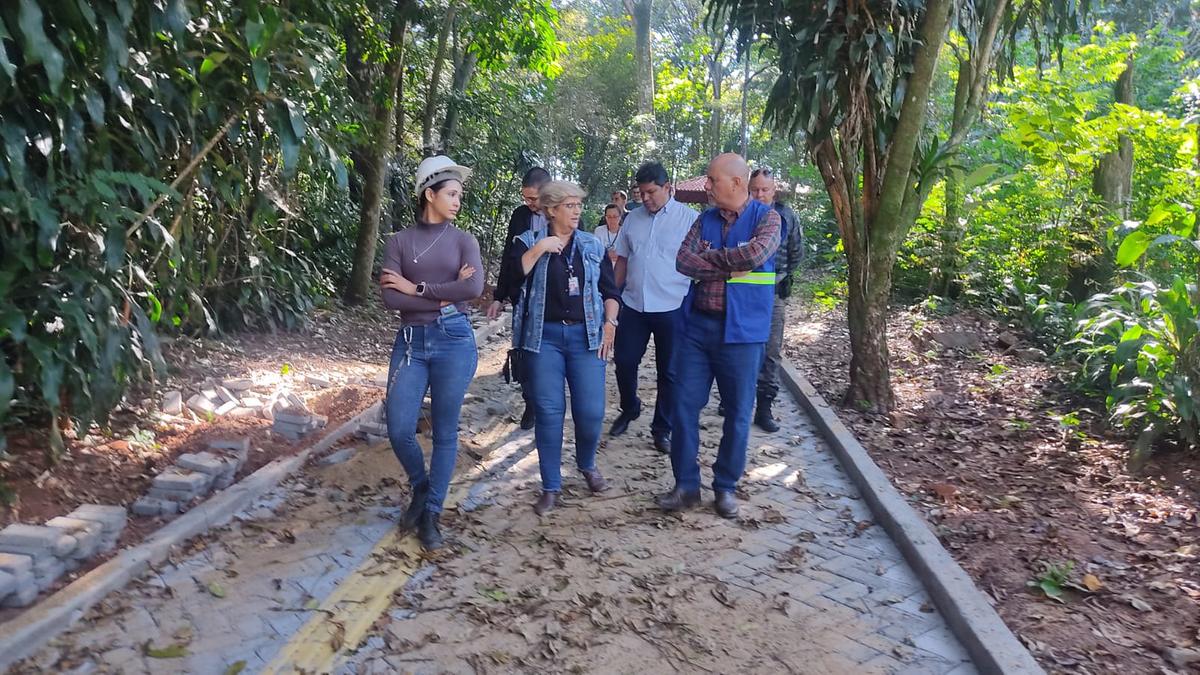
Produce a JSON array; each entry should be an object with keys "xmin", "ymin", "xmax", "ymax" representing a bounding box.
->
[
  {"xmin": 708, "ymin": 34, "xmax": 725, "ymax": 156},
  {"xmin": 739, "ymin": 50, "xmax": 750, "ymax": 156},
  {"xmin": 824, "ymin": 0, "xmax": 952, "ymax": 411},
  {"xmin": 933, "ymin": 58, "xmax": 973, "ymax": 297},
  {"xmin": 344, "ymin": 0, "xmax": 410, "ymax": 306},
  {"xmin": 421, "ymin": 4, "xmax": 457, "ymax": 155},
  {"xmin": 625, "ymin": 0, "xmax": 654, "ymax": 120},
  {"xmin": 439, "ymin": 48, "xmax": 478, "ymax": 153},
  {"xmin": 1068, "ymin": 57, "xmax": 1135, "ymax": 301}
]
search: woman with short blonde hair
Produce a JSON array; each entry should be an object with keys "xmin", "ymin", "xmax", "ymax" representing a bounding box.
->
[{"xmin": 507, "ymin": 180, "xmax": 621, "ymax": 515}]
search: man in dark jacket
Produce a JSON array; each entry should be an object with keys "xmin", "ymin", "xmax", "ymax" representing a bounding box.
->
[
  {"xmin": 487, "ymin": 167, "xmax": 551, "ymax": 429},
  {"xmin": 748, "ymin": 167, "xmax": 804, "ymax": 432}
]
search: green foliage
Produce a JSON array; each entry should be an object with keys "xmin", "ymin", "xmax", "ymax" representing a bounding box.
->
[
  {"xmin": 0, "ymin": 0, "xmax": 351, "ymax": 454},
  {"xmin": 1028, "ymin": 560, "xmax": 1075, "ymax": 603},
  {"xmin": 1070, "ymin": 276, "xmax": 1199, "ymax": 463}
]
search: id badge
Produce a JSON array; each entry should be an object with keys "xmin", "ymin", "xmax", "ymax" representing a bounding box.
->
[{"xmin": 567, "ymin": 276, "xmax": 581, "ymax": 296}]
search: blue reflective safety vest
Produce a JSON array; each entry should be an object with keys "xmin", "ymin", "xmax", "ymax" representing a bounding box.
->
[{"xmin": 684, "ymin": 199, "xmax": 777, "ymax": 344}]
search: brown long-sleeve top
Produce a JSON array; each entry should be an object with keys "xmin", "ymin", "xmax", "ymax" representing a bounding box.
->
[{"xmin": 380, "ymin": 220, "xmax": 485, "ymax": 326}]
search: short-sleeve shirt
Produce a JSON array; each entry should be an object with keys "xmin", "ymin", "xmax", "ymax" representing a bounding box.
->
[
  {"xmin": 593, "ymin": 224, "xmax": 622, "ymax": 251},
  {"xmin": 614, "ymin": 198, "xmax": 697, "ymax": 313}
]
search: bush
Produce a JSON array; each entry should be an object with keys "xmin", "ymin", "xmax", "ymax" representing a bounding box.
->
[{"xmin": 1070, "ymin": 277, "xmax": 1199, "ymax": 463}]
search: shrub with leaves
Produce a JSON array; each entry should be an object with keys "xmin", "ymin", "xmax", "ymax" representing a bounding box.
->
[{"xmin": 1071, "ymin": 276, "xmax": 1199, "ymax": 464}]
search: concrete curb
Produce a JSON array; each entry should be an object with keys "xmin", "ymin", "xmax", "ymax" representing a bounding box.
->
[
  {"xmin": 0, "ymin": 316, "xmax": 506, "ymax": 671},
  {"xmin": 779, "ymin": 360, "xmax": 1044, "ymax": 675}
]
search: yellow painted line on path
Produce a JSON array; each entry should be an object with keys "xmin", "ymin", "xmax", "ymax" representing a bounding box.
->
[{"xmin": 263, "ymin": 429, "xmax": 534, "ymax": 674}]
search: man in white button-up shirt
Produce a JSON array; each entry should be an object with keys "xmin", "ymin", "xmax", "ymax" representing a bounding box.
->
[{"xmin": 609, "ymin": 162, "xmax": 698, "ymax": 452}]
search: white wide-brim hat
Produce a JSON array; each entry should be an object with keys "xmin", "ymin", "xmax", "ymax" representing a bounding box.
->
[{"xmin": 415, "ymin": 155, "xmax": 472, "ymax": 196}]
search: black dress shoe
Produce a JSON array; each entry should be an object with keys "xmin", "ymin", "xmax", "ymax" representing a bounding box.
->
[
  {"xmin": 417, "ymin": 511, "xmax": 444, "ymax": 550},
  {"xmin": 519, "ymin": 405, "xmax": 536, "ymax": 430},
  {"xmin": 754, "ymin": 405, "xmax": 780, "ymax": 433},
  {"xmin": 656, "ymin": 487, "xmax": 701, "ymax": 512},
  {"xmin": 714, "ymin": 490, "xmax": 740, "ymax": 519},
  {"xmin": 652, "ymin": 432, "xmax": 671, "ymax": 454},
  {"xmin": 533, "ymin": 491, "xmax": 559, "ymax": 515},
  {"xmin": 608, "ymin": 408, "xmax": 641, "ymax": 437},
  {"xmin": 399, "ymin": 483, "xmax": 429, "ymax": 530}
]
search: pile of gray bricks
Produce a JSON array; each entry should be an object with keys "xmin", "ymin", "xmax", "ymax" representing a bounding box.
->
[
  {"xmin": 166, "ymin": 376, "xmax": 275, "ymax": 420},
  {"xmin": 0, "ymin": 504, "xmax": 127, "ymax": 607},
  {"xmin": 271, "ymin": 394, "xmax": 327, "ymax": 441},
  {"xmin": 132, "ymin": 438, "xmax": 250, "ymax": 518},
  {"xmin": 356, "ymin": 404, "xmax": 387, "ymax": 445}
]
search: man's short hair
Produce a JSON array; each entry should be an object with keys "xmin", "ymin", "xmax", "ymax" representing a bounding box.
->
[
  {"xmin": 634, "ymin": 162, "xmax": 669, "ymax": 187},
  {"xmin": 750, "ymin": 167, "xmax": 775, "ymax": 180},
  {"xmin": 611, "ymin": 190, "xmax": 627, "ymax": 199},
  {"xmin": 522, "ymin": 167, "xmax": 551, "ymax": 188}
]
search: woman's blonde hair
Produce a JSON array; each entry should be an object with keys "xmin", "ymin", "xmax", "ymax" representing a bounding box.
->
[{"xmin": 538, "ymin": 180, "xmax": 586, "ymax": 212}]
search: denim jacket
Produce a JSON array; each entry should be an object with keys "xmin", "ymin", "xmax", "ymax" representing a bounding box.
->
[{"xmin": 512, "ymin": 229, "xmax": 606, "ymax": 353}]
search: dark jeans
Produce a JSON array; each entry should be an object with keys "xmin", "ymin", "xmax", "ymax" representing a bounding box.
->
[
  {"xmin": 529, "ymin": 322, "xmax": 607, "ymax": 492},
  {"xmin": 613, "ymin": 305, "xmax": 681, "ymax": 435},
  {"xmin": 756, "ymin": 299, "xmax": 787, "ymax": 403},
  {"xmin": 385, "ymin": 312, "xmax": 478, "ymax": 514},
  {"xmin": 670, "ymin": 312, "xmax": 765, "ymax": 493}
]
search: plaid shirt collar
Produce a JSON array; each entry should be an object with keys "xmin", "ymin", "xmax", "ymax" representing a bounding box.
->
[{"xmin": 718, "ymin": 196, "xmax": 752, "ymax": 225}]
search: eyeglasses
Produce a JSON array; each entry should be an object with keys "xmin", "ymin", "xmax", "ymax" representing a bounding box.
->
[
  {"xmin": 751, "ymin": 167, "xmax": 774, "ymax": 179},
  {"xmin": 560, "ymin": 202, "xmax": 584, "ymax": 210}
]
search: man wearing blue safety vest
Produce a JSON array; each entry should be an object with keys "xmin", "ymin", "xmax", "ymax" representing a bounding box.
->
[{"xmin": 660, "ymin": 153, "xmax": 781, "ymax": 519}]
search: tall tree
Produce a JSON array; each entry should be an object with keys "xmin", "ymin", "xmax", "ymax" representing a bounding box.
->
[
  {"xmin": 345, "ymin": 0, "xmax": 413, "ymax": 306},
  {"xmin": 708, "ymin": 0, "xmax": 1086, "ymax": 409},
  {"xmin": 625, "ymin": 0, "xmax": 655, "ymax": 121}
]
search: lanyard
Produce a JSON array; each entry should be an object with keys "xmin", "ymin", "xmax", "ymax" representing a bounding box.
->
[{"xmin": 562, "ymin": 233, "xmax": 576, "ymax": 277}]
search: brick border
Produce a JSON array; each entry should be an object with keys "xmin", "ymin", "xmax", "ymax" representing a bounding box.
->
[
  {"xmin": 0, "ymin": 317, "xmax": 506, "ymax": 671},
  {"xmin": 779, "ymin": 361, "xmax": 1044, "ymax": 675}
]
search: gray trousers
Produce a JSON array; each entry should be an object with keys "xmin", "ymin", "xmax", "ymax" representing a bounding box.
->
[{"xmin": 756, "ymin": 298, "xmax": 786, "ymax": 404}]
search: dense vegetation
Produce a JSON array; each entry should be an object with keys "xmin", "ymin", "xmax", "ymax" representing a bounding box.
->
[{"xmin": 0, "ymin": 0, "xmax": 1196, "ymax": 472}]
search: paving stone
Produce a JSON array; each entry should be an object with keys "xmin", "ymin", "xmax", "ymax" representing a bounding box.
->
[
  {"xmin": 153, "ymin": 467, "xmax": 213, "ymax": 493},
  {"xmin": 214, "ymin": 386, "xmax": 239, "ymax": 404},
  {"xmin": 34, "ymin": 557, "xmax": 66, "ymax": 590},
  {"xmin": 358, "ymin": 422, "xmax": 388, "ymax": 437},
  {"xmin": 0, "ymin": 569, "xmax": 16, "ymax": 597},
  {"xmin": 214, "ymin": 400, "xmax": 239, "ymax": 416},
  {"xmin": 2, "ymin": 582, "xmax": 38, "ymax": 607},
  {"xmin": 209, "ymin": 438, "xmax": 251, "ymax": 463},
  {"xmin": 176, "ymin": 452, "xmax": 237, "ymax": 478},
  {"xmin": 223, "ymin": 378, "xmax": 255, "ymax": 391},
  {"xmin": 131, "ymin": 496, "xmax": 180, "ymax": 517},
  {"xmin": 306, "ymin": 374, "xmax": 332, "ymax": 388},
  {"xmin": 0, "ymin": 523, "xmax": 77, "ymax": 557},
  {"xmin": 911, "ymin": 625, "xmax": 972, "ymax": 663},
  {"xmin": 162, "ymin": 391, "xmax": 183, "ymax": 415},
  {"xmin": 0, "ymin": 551, "xmax": 34, "ymax": 576},
  {"xmin": 44, "ymin": 517, "xmax": 103, "ymax": 559},
  {"xmin": 67, "ymin": 505, "xmax": 127, "ymax": 535},
  {"xmin": 186, "ymin": 394, "xmax": 216, "ymax": 415},
  {"xmin": 240, "ymin": 397, "xmax": 265, "ymax": 409}
]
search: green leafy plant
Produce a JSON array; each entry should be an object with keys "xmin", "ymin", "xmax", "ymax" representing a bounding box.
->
[{"xmin": 1028, "ymin": 561, "xmax": 1075, "ymax": 603}]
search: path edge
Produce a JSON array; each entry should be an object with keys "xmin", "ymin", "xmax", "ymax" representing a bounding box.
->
[
  {"xmin": 779, "ymin": 360, "xmax": 1044, "ymax": 675},
  {"xmin": 0, "ymin": 316, "xmax": 506, "ymax": 672}
]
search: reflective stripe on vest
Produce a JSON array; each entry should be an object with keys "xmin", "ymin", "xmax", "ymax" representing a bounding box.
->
[{"xmin": 727, "ymin": 271, "xmax": 777, "ymax": 285}]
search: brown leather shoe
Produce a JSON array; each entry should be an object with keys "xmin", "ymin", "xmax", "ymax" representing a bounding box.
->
[
  {"xmin": 714, "ymin": 490, "xmax": 740, "ymax": 519},
  {"xmin": 656, "ymin": 487, "xmax": 701, "ymax": 512},
  {"xmin": 580, "ymin": 469, "xmax": 609, "ymax": 493},
  {"xmin": 533, "ymin": 491, "xmax": 558, "ymax": 515}
]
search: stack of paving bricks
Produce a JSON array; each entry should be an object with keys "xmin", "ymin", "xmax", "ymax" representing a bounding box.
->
[
  {"xmin": 271, "ymin": 393, "xmax": 327, "ymax": 441},
  {"xmin": 132, "ymin": 438, "xmax": 251, "ymax": 518},
  {"xmin": 0, "ymin": 505, "xmax": 126, "ymax": 607},
  {"xmin": 169, "ymin": 376, "xmax": 272, "ymax": 420},
  {"xmin": 356, "ymin": 403, "xmax": 388, "ymax": 445}
]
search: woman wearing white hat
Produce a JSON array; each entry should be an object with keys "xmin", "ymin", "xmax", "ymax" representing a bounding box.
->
[{"xmin": 379, "ymin": 155, "xmax": 484, "ymax": 550}]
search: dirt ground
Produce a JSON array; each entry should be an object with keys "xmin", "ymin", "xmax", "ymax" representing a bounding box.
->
[{"xmin": 783, "ymin": 294, "xmax": 1200, "ymax": 674}]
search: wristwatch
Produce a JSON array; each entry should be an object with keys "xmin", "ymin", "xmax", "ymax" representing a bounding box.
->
[
  {"xmin": 415, "ymin": 282, "xmax": 427, "ymax": 296},
  {"xmin": 606, "ymin": 317, "xmax": 619, "ymax": 327}
]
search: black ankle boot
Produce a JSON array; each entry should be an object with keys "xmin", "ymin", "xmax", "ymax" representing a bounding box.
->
[
  {"xmin": 755, "ymin": 399, "xmax": 780, "ymax": 433},
  {"xmin": 417, "ymin": 511, "xmax": 444, "ymax": 551},
  {"xmin": 399, "ymin": 484, "xmax": 429, "ymax": 530}
]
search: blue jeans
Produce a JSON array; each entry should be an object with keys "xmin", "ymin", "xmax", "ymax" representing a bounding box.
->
[
  {"xmin": 613, "ymin": 306, "xmax": 681, "ymax": 435},
  {"xmin": 670, "ymin": 312, "xmax": 765, "ymax": 493},
  {"xmin": 529, "ymin": 322, "xmax": 607, "ymax": 492},
  {"xmin": 385, "ymin": 312, "xmax": 478, "ymax": 514}
]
